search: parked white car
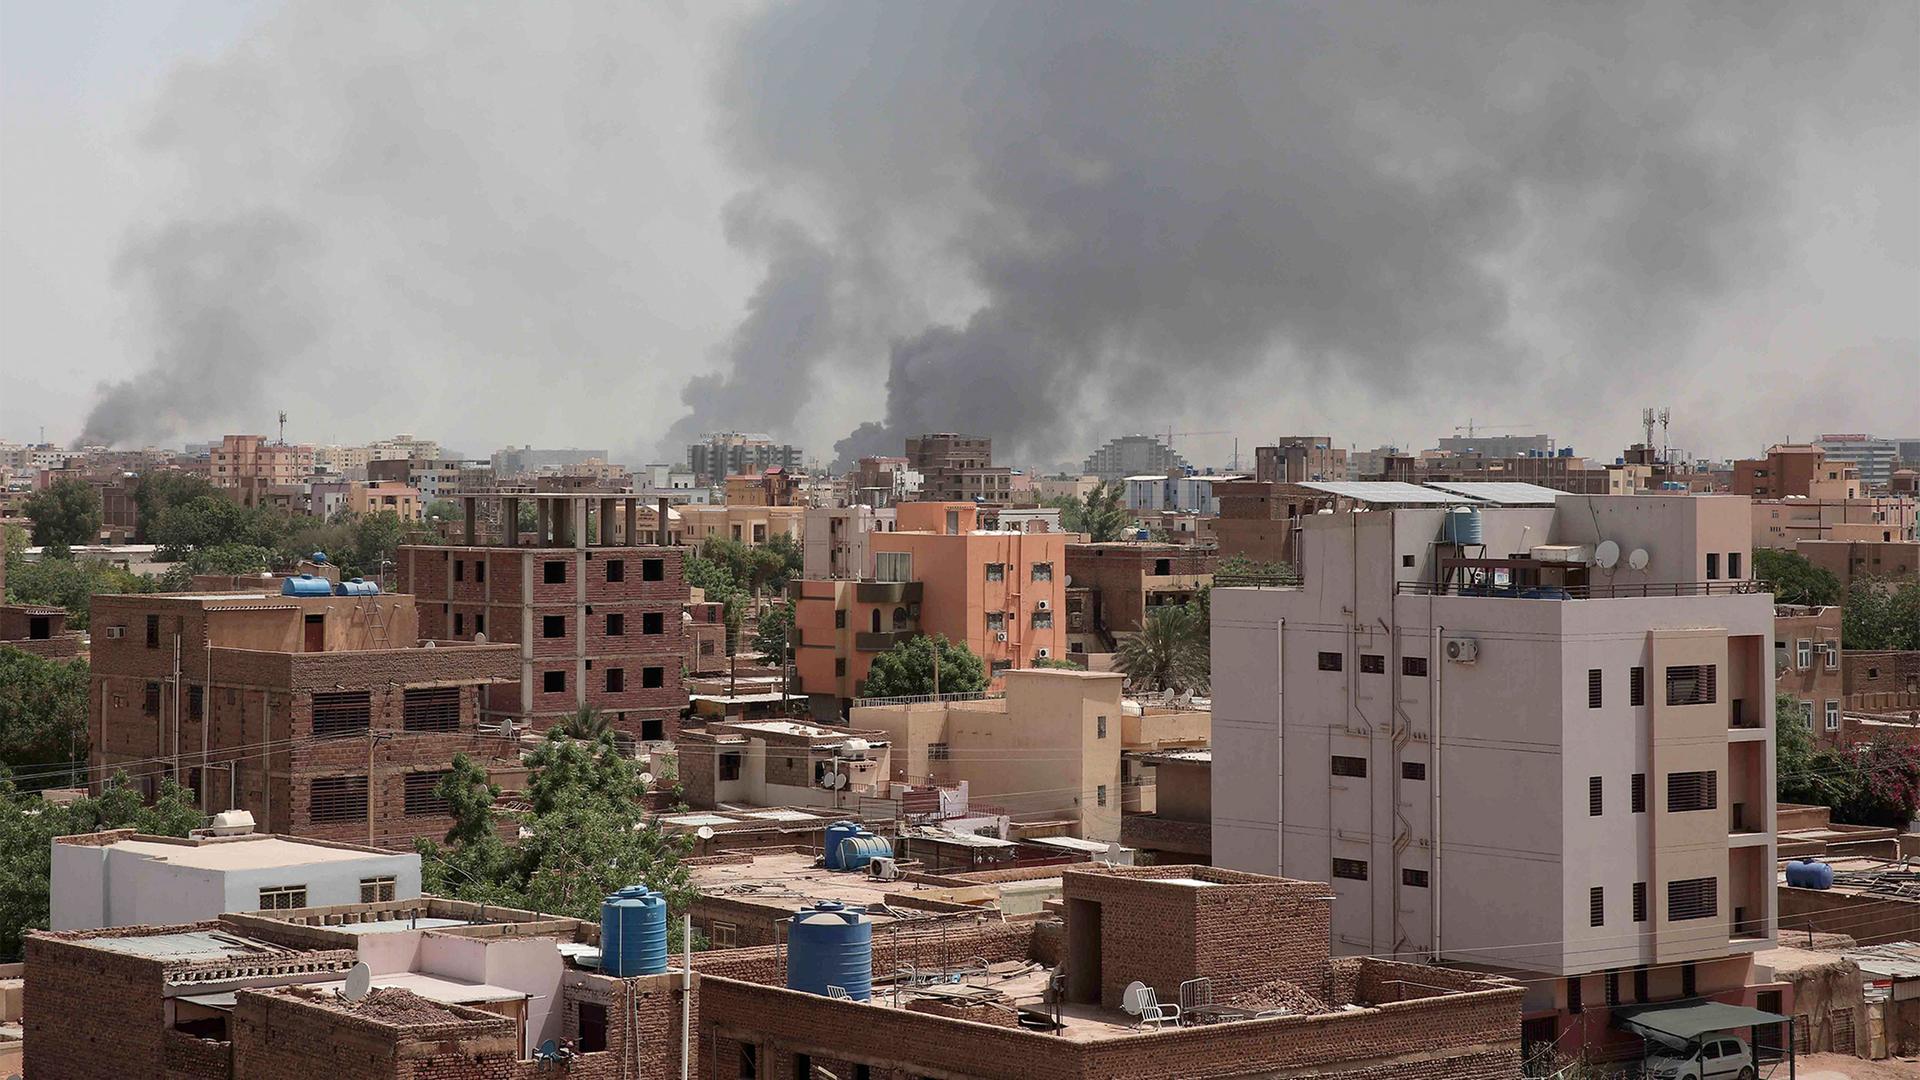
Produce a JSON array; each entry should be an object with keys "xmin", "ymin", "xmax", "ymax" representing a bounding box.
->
[{"xmin": 1646, "ymin": 1036, "xmax": 1755, "ymax": 1080}]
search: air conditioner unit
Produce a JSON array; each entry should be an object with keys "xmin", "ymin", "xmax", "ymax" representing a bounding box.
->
[
  {"xmin": 868, "ymin": 857, "xmax": 901, "ymax": 881},
  {"xmin": 1035, "ymin": 648, "xmax": 1051, "ymax": 659},
  {"xmin": 1443, "ymin": 636, "xmax": 1479, "ymax": 664},
  {"xmin": 995, "ymin": 631, "xmax": 1008, "ymax": 642},
  {"xmin": 1035, "ymin": 599, "xmax": 1051, "ymax": 611},
  {"xmin": 103, "ymin": 626, "xmax": 126, "ymax": 639}
]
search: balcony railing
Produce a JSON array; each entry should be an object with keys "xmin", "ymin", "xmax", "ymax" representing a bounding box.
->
[
  {"xmin": 855, "ymin": 630, "xmax": 919, "ymax": 652},
  {"xmin": 856, "ymin": 581, "xmax": 924, "ymax": 604},
  {"xmin": 1395, "ymin": 580, "xmax": 1767, "ymax": 599}
]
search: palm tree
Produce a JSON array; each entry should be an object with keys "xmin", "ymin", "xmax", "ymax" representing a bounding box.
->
[
  {"xmin": 1115, "ymin": 605, "xmax": 1210, "ymax": 694},
  {"xmin": 555, "ymin": 706, "xmax": 615, "ymax": 743}
]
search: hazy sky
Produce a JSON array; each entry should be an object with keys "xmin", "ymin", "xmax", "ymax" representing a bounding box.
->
[{"xmin": 2, "ymin": 0, "xmax": 1915, "ymax": 470}]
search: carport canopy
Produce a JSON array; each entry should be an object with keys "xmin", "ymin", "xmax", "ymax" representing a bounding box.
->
[{"xmin": 1612, "ymin": 1000, "xmax": 1789, "ymax": 1050}]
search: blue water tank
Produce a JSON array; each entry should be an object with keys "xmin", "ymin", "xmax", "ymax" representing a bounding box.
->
[
  {"xmin": 836, "ymin": 832, "xmax": 893, "ymax": 872},
  {"xmin": 1135, "ymin": 528, "xmax": 1151, "ymax": 541},
  {"xmin": 600, "ymin": 887, "xmax": 668, "ymax": 976},
  {"xmin": 1786, "ymin": 860, "xmax": 1834, "ymax": 890},
  {"xmin": 822, "ymin": 821, "xmax": 863, "ymax": 870},
  {"xmin": 787, "ymin": 902, "xmax": 872, "ymax": 1000},
  {"xmin": 310, "ymin": 551, "xmax": 330, "ymax": 564},
  {"xmin": 1439, "ymin": 507, "xmax": 1484, "ymax": 545},
  {"xmin": 281, "ymin": 574, "xmax": 333, "ymax": 597},
  {"xmin": 1559, "ymin": 447, "xmax": 1574, "ymax": 457},
  {"xmin": 333, "ymin": 577, "xmax": 381, "ymax": 596}
]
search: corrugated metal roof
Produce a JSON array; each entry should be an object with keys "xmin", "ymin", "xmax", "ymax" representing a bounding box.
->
[
  {"xmin": 1424, "ymin": 481, "xmax": 1568, "ymax": 505},
  {"xmin": 1296, "ymin": 481, "xmax": 1474, "ymax": 505}
]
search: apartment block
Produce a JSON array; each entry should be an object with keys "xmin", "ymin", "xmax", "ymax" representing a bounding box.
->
[
  {"xmin": 1082, "ymin": 434, "xmax": 1190, "ymax": 485},
  {"xmin": 1254, "ymin": 436, "xmax": 1346, "ymax": 484},
  {"xmin": 399, "ymin": 491, "xmax": 689, "ymax": 741},
  {"xmin": 1065, "ymin": 542, "xmax": 1215, "ymax": 644},
  {"xmin": 848, "ymin": 454, "xmax": 920, "ymax": 506},
  {"xmin": 88, "ymin": 588, "xmax": 519, "ymax": 847},
  {"xmin": 207, "ymin": 434, "xmax": 314, "ymax": 509},
  {"xmin": 906, "ymin": 431, "xmax": 1014, "ymax": 504},
  {"xmin": 1212, "ymin": 489, "xmax": 1778, "ymax": 1053},
  {"xmin": 791, "ymin": 502, "xmax": 1066, "ymax": 715},
  {"xmin": 686, "ymin": 430, "xmax": 803, "ymax": 486},
  {"xmin": 1775, "ymin": 605, "xmax": 1844, "ymax": 743},
  {"xmin": 1815, "ymin": 433, "xmax": 1901, "ymax": 490},
  {"xmin": 1797, "ymin": 537, "xmax": 1920, "ymax": 589},
  {"xmin": 802, "ymin": 504, "xmax": 880, "ymax": 580},
  {"xmin": 677, "ymin": 503, "xmax": 805, "ymax": 546}
]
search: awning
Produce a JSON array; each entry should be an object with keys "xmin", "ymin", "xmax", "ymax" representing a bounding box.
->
[{"xmin": 1613, "ymin": 1000, "xmax": 1789, "ymax": 1049}]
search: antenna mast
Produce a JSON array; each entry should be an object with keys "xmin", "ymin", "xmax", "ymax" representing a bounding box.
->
[{"xmin": 278, "ymin": 411, "xmax": 289, "ymax": 445}]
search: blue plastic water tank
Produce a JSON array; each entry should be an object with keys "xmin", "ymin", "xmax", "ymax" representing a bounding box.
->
[
  {"xmin": 333, "ymin": 577, "xmax": 381, "ymax": 596},
  {"xmin": 310, "ymin": 551, "xmax": 330, "ymax": 564},
  {"xmin": 599, "ymin": 887, "xmax": 668, "ymax": 976},
  {"xmin": 836, "ymin": 832, "xmax": 893, "ymax": 872},
  {"xmin": 787, "ymin": 902, "xmax": 872, "ymax": 1000},
  {"xmin": 1439, "ymin": 507, "xmax": 1484, "ymax": 545},
  {"xmin": 1785, "ymin": 860, "xmax": 1834, "ymax": 890},
  {"xmin": 822, "ymin": 821, "xmax": 863, "ymax": 870},
  {"xmin": 281, "ymin": 574, "xmax": 333, "ymax": 598}
]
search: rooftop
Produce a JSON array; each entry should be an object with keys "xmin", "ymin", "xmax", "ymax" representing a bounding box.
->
[
  {"xmin": 83, "ymin": 928, "xmax": 297, "ymax": 963},
  {"xmin": 688, "ymin": 850, "xmax": 994, "ymax": 916},
  {"xmin": 56, "ymin": 831, "xmax": 405, "ymax": 871}
]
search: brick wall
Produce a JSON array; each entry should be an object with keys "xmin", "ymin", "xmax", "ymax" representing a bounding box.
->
[
  {"xmin": 23, "ymin": 933, "xmax": 168, "ymax": 1079},
  {"xmin": 1781, "ymin": 884, "xmax": 1920, "ymax": 945}
]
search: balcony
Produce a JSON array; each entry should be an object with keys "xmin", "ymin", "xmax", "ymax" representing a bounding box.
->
[
  {"xmin": 856, "ymin": 630, "xmax": 919, "ymax": 652},
  {"xmin": 856, "ymin": 581, "xmax": 923, "ymax": 604}
]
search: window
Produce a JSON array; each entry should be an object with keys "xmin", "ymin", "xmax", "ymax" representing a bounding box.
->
[
  {"xmin": 404, "ymin": 771, "xmax": 450, "ymax": 816},
  {"xmin": 986, "ymin": 611, "xmax": 1005, "ymax": 632},
  {"xmin": 543, "ymin": 615, "xmax": 566, "ymax": 638},
  {"xmin": 1665, "ymin": 664, "xmax": 1717, "ymax": 706},
  {"xmin": 1031, "ymin": 562, "xmax": 1053, "ymax": 581},
  {"xmin": 143, "ymin": 681, "xmax": 161, "ymax": 716},
  {"xmin": 543, "ymin": 670, "xmax": 566, "ymax": 693},
  {"xmin": 710, "ymin": 922, "xmax": 737, "ymax": 948},
  {"xmin": 834, "ymin": 657, "xmax": 847, "ymax": 677},
  {"xmin": 1401, "ymin": 761, "xmax": 1426, "ymax": 781},
  {"xmin": 607, "ymin": 612, "xmax": 625, "ymax": 636},
  {"xmin": 454, "ymin": 613, "xmax": 465, "ymax": 637},
  {"xmin": 1589, "ymin": 886, "xmax": 1605, "ymax": 927},
  {"xmin": 1032, "ymin": 610, "xmax": 1053, "ymax": 629},
  {"xmin": 403, "ymin": 687, "xmax": 461, "ymax": 732},
  {"xmin": 475, "ymin": 561, "xmax": 485, "ymax": 583},
  {"xmin": 718, "ymin": 752, "xmax": 742, "ymax": 781},
  {"xmin": 578, "ymin": 1002, "xmax": 608, "ymax": 1053},
  {"xmin": 739, "ymin": 1045, "xmax": 758, "ymax": 1079},
  {"xmin": 1633, "ymin": 881, "xmax": 1648, "ymax": 923},
  {"xmin": 1796, "ymin": 640, "xmax": 1812, "ymax": 669},
  {"xmin": 606, "ymin": 668, "xmax": 625, "ymax": 693},
  {"xmin": 544, "ymin": 560, "xmax": 566, "ymax": 584},
  {"xmin": 1587, "ymin": 669, "xmax": 1603, "ymax": 709},
  {"xmin": 1667, "ymin": 770, "xmax": 1718, "ymax": 812},
  {"xmin": 258, "ymin": 885, "xmax": 308, "ymax": 911},
  {"xmin": 1825, "ymin": 700, "xmax": 1840, "ymax": 731},
  {"xmin": 1799, "ymin": 699, "xmax": 1815, "ymax": 732},
  {"xmin": 1630, "ymin": 666, "xmax": 1645, "ymax": 706},
  {"xmin": 1631, "ymin": 773, "xmax": 1647, "ymax": 814},
  {"xmin": 1402, "ymin": 868, "xmax": 1429, "ymax": 887},
  {"xmin": 834, "ymin": 609, "xmax": 847, "ymax": 629},
  {"xmin": 1728, "ymin": 552, "xmax": 1742, "ymax": 579},
  {"xmin": 309, "ymin": 776, "xmax": 368, "ymax": 823},
  {"xmin": 453, "ymin": 559, "xmax": 465, "ymax": 582},
  {"xmin": 606, "ymin": 559, "xmax": 624, "ymax": 582},
  {"xmin": 1634, "ymin": 965, "xmax": 1649, "ymax": 1001},
  {"xmin": 1824, "ymin": 640, "xmax": 1839, "ymax": 670},
  {"xmin": 188, "ymin": 685, "xmax": 204, "ymax": 721},
  {"xmin": 1402, "ymin": 656, "xmax": 1428, "ymax": 677},
  {"xmin": 312, "ymin": 691, "xmax": 372, "ymax": 737},
  {"xmin": 985, "ymin": 563, "xmax": 1005, "ymax": 582},
  {"xmin": 1605, "ymin": 971, "xmax": 1620, "ymax": 1007},
  {"xmin": 641, "ymin": 718, "xmax": 664, "ymax": 741},
  {"xmin": 1668, "ymin": 877, "xmax": 1718, "ymax": 921},
  {"xmin": 1318, "ymin": 651, "xmax": 1343, "ymax": 672},
  {"xmin": 1096, "ymin": 715, "xmax": 1107, "ymax": 739},
  {"xmin": 643, "ymin": 611, "xmax": 664, "ymax": 635},
  {"xmin": 875, "ymin": 551, "xmax": 912, "ymax": 582},
  {"xmin": 1331, "ymin": 755, "xmax": 1367, "ymax": 777},
  {"xmin": 642, "ymin": 558, "xmax": 664, "ymax": 581},
  {"xmin": 146, "ymin": 614, "xmax": 160, "ymax": 648},
  {"xmin": 360, "ymin": 876, "xmax": 396, "ymax": 903},
  {"xmin": 1359, "ymin": 653, "xmax": 1385, "ymax": 674},
  {"xmin": 793, "ymin": 1054, "xmax": 811, "ymax": 1080},
  {"xmin": 1331, "ymin": 858, "xmax": 1368, "ymax": 881},
  {"xmin": 1589, "ymin": 776, "xmax": 1603, "ymax": 816},
  {"xmin": 642, "ymin": 667, "xmax": 664, "ymax": 688},
  {"xmin": 1682, "ymin": 962, "xmax": 1698, "ymax": 995},
  {"xmin": 1706, "ymin": 552, "xmax": 1720, "ymax": 580},
  {"xmin": 1096, "ymin": 784, "xmax": 1108, "ymax": 807},
  {"xmin": 1567, "ymin": 976, "xmax": 1582, "ymax": 1014},
  {"xmin": 1402, "ymin": 553, "xmax": 1415, "ymax": 568},
  {"xmin": 928, "ymin": 742, "xmax": 950, "ymax": 761},
  {"xmin": 475, "ymin": 612, "xmax": 484, "ymax": 635},
  {"xmin": 990, "ymin": 659, "xmax": 1012, "ymax": 675}
]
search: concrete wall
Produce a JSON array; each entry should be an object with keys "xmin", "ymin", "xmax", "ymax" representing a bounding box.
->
[{"xmin": 49, "ymin": 841, "xmax": 422, "ymax": 930}]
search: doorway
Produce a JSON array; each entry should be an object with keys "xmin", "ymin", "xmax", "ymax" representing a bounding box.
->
[{"xmin": 303, "ymin": 614, "xmax": 325, "ymax": 652}]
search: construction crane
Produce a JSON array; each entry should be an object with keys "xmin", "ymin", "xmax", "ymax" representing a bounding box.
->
[
  {"xmin": 1453, "ymin": 419, "xmax": 1540, "ymax": 439},
  {"xmin": 1160, "ymin": 428, "xmax": 1231, "ymax": 445}
]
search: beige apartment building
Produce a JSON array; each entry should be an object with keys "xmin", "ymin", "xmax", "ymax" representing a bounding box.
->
[
  {"xmin": 1212, "ymin": 488, "xmax": 1777, "ymax": 1054},
  {"xmin": 677, "ymin": 504, "xmax": 804, "ymax": 546},
  {"xmin": 208, "ymin": 434, "xmax": 314, "ymax": 508}
]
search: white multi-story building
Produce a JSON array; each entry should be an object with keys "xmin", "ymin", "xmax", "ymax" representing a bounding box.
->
[
  {"xmin": 1814, "ymin": 434, "xmax": 1900, "ymax": 490},
  {"xmin": 366, "ymin": 433, "xmax": 442, "ymax": 464},
  {"xmin": 1212, "ymin": 487, "xmax": 1775, "ymax": 1047}
]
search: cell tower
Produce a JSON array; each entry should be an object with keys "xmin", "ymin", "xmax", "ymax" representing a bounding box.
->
[{"xmin": 278, "ymin": 411, "xmax": 288, "ymax": 445}]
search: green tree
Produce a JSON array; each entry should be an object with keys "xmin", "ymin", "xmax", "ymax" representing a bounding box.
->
[
  {"xmin": 1843, "ymin": 576, "xmax": 1920, "ymax": 652},
  {"xmin": 1774, "ymin": 692, "xmax": 1821, "ymax": 805},
  {"xmin": 1045, "ymin": 482, "xmax": 1135, "ymax": 542},
  {"xmin": 131, "ymin": 471, "xmax": 219, "ymax": 543},
  {"xmin": 1214, "ymin": 553, "xmax": 1299, "ymax": 587},
  {"xmin": 860, "ymin": 634, "xmax": 988, "ymax": 698},
  {"xmin": 186, "ymin": 543, "xmax": 274, "ymax": 576},
  {"xmin": 1115, "ymin": 604, "xmax": 1210, "ymax": 693},
  {"xmin": 3, "ymin": 552, "xmax": 182, "ymax": 630},
  {"xmin": 1753, "ymin": 548, "xmax": 1842, "ymax": 607},
  {"xmin": 759, "ymin": 532, "xmax": 805, "ymax": 591},
  {"xmin": 555, "ymin": 706, "xmax": 616, "ymax": 743},
  {"xmin": 753, "ymin": 601, "xmax": 795, "ymax": 666},
  {"xmin": 1033, "ymin": 656, "xmax": 1083, "ymax": 670},
  {"xmin": 0, "ymin": 772, "xmax": 201, "ymax": 956},
  {"xmin": 0, "ymin": 650, "xmax": 90, "ymax": 780},
  {"xmin": 685, "ymin": 550, "xmax": 747, "ymax": 649},
  {"xmin": 422, "ymin": 500, "xmax": 463, "ymax": 525},
  {"xmin": 23, "ymin": 478, "xmax": 103, "ymax": 553}
]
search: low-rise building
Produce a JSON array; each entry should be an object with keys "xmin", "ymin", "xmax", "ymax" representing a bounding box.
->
[
  {"xmin": 1798, "ymin": 537, "xmax": 1920, "ymax": 589},
  {"xmin": 1121, "ymin": 748, "xmax": 1211, "ymax": 863},
  {"xmin": 677, "ymin": 718, "xmax": 892, "ymax": 810},
  {"xmin": 677, "ymin": 503, "xmax": 805, "ymax": 546},
  {"xmin": 1065, "ymin": 542, "xmax": 1214, "ymax": 647},
  {"xmin": 0, "ymin": 601, "xmax": 82, "ymax": 659}
]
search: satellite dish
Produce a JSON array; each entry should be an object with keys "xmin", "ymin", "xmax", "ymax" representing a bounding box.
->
[
  {"xmin": 1628, "ymin": 548, "xmax": 1650, "ymax": 571},
  {"xmin": 342, "ymin": 962, "xmax": 372, "ymax": 1003},
  {"xmin": 1594, "ymin": 540, "xmax": 1620, "ymax": 570},
  {"xmin": 1121, "ymin": 981, "xmax": 1151, "ymax": 1016},
  {"xmin": 832, "ymin": 772, "xmax": 848, "ymax": 789},
  {"xmin": 695, "ymin": 825, "xmax": 715, "ymax": 841},
  {"xmin": 638, "ymin": 771, "xmax": 655, "ymax": 785}
]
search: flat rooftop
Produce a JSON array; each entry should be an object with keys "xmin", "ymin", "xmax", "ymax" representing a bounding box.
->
[
  {"xmin": 72, "ymin": 834, "xmax": 404, "ymax": 871},
  {"xmin": 84, "ymin": 928, "xmax": 295, "ymax": 963},
  {"xmin": 689, "ymin": 850, "xmax": 989, "ymax": 914}
]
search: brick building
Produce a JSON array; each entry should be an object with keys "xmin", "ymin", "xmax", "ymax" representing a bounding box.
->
[
  {"xmin": 88, "ymin": 589, "xmax": 519, "ymax": 847},
  {"xmin": 678, "ymin": 718, "xmax": 893, "ymax": 811},
  {"xmin": 1845, "ymin": 650, "xmax": 1920, "ymax": 714},
  {"xmin": 1211, "ymin": 480, "xmax": 1330, "ymax": 566},
  {"xmin": 1774, "ymin": 605, "xmax": 1844, "ymax": 743},
  {"xmin": 207, "ymin": 434, "xmax": 314, "ymax": 509},
  {"xmin": 1796, "ymin": 537, "xmax": 1920, "ymax": 589},
  {"xmin": 0, "ymin": 601, "xmax": 82, "ymax": 659},
  {"xmin": 906, "ymin": 432, "xmax": 1014, "ymax": 504},
  {"xmin": 400, "ymin": 491, "xmax": 689, "ymax": 741},
  {"xmin": 1064, "ymin": 542, "xmax": 1215, "ymax": 647},
  {"xmin": 1254, "ymin": 436, "xmax": 1346, "ymax": 484}
]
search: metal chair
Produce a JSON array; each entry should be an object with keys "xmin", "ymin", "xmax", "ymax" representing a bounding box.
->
[{"xmin": 1178, "ymin": 977, "xmax": 1212, "ymax": 1016}]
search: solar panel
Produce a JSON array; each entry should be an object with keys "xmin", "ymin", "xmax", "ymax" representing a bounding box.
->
[
  {"xmin": 1296, "ymin": 481, "xmax": 1475, "ymax": 504},
  {"xmin": 1424, "ymin": 481, "xmax": 1568, "ymax": 505}
]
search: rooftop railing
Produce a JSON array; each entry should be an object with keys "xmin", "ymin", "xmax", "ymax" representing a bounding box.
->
[{"xmin": 1395, "ymin": 579, "xmax": 1767, "ymax": 599}]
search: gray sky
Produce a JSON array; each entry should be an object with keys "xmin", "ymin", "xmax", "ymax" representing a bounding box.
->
[{"xmin": 2, "ymin": 1, "xmax": 1915, "ymax": 471}]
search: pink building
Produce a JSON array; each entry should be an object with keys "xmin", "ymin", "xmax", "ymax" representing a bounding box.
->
[{"xmin": 1212, "ymin": 489, "xmax": 1778, "ymax": 1060}]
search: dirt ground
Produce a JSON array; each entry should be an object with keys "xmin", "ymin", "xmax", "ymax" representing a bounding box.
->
[{"xmin": 1793, "ymin": 1052, "xmax": 1920, "ymax": 1079}]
